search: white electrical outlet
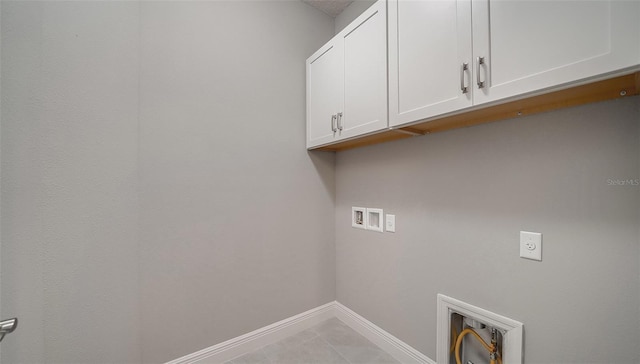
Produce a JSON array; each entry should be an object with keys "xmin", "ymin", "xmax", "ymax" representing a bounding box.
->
[{"xmin": 520, "ymin": 231, "xmax": 542, "ymax": 261}]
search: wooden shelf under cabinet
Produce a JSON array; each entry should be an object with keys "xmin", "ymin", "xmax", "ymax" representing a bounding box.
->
[{"xmin": 313, "ymin": 72, "xmax": 640, "ymax": 152}]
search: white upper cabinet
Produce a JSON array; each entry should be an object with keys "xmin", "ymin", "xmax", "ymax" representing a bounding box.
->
[
  {"xmin": 307, "ymin": 41, "xmax": 343, "ymax": 148},
  {"xmin": 388, "ymin": 0, "xmax": 473, "ymax": 127},
  {"xmin": 307, "ymin": 0, "xmax": 387, "ymax": 149},
  {"xmin": 472, "ymin": 0, "xmax": 640, "ymax": 105},
  {"xmin": 389, "ymin": 0, "xmax": 640, "ymax": 128}
]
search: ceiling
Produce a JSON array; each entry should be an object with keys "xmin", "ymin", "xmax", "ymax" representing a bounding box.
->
[{"xmin": 302, "ymin": 0, "xmax": 354, "ymax": 17}]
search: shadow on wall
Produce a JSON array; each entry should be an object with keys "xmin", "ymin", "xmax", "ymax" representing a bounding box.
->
[{"xmin": 309, "ymin": 150, "xmax": 337, "ymax": 201}]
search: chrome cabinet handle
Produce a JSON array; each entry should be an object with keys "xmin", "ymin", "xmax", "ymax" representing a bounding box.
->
[
  {"xmin": 476, "ymin": 56, "xmax": 485, "ymax": 89},
  {"xmin": 460, "ymin": 62, "xmax": 469, "ymax": 94},
  {"xmin": 331, "ymin": 114, "xmax": 337, "ymax": 132},
  {"xmin": 337, "ymin": 112, "xmax": 343, "ymax": 131}
]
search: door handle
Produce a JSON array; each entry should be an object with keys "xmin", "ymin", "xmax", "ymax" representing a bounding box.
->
[
  {"xmin": 0, "ymin": 318, "xmax": 17, "ymax": 342},
  {"xmin": 337, "ymin": 112, "xmax": 343, "ymax": 131}
]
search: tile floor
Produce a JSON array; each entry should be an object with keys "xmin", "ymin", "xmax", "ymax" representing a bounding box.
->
[{"xmin": 224, "ymin": 318, "xmax": 401, "ymax": 364}]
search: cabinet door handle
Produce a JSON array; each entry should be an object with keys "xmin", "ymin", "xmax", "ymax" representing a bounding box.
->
[
  {"xmin": 460, "ymin": 62, "xmax": 469, "ymax": 94},
  {"xmin": 337, "ymin": 112, "xmax": 343, "ymax": 131},
  {"xmin": 331, "ymin": 114, "xmax": 337, "ymax": 132},
  {"xmin": 476, "ymin": 56, "xmax": 485, "ymax": 89}
]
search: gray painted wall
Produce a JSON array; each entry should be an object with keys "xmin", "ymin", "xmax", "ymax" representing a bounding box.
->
[
  {"xmin": 1, "ymin": 2, "xmax": 141, "ymax": 363},
  {"xmin": 138, "ymin": 2, "xmax": 335, "ymax": 362},
  {"xmin": 335, "ymin": 96, "xmax": 640, "ymax": 363},
  {"xmin": 1, "ymin": 1, "xmax": 335, "ymax": 363}
]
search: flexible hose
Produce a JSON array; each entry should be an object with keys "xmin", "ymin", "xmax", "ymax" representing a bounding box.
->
[
  {"xmin": 454, "ymin": 328, "xmax": 496, "ymax": 364},
  {"xmin": 450, "ymin": 326, "xmax": 458, "ymax": 353}
]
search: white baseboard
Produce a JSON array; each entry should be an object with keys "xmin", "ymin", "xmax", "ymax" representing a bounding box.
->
[
  {"xmin": 334, "ymin": 302, "xmax": 435, "ymax": 364},
  {"xmin": 166, "ymin": 301, "xmax": 435, "ymax": 364},
  {"xmin": 166, "ymin": 302, "xmax": 335, "ymax": 364}
]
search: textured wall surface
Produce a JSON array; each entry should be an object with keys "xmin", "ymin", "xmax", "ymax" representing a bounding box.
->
[
  {"xmin": 1, "ymin": 2, "xmax": 141, "ymax": 363},
  {"xmin": 138, "ymin": 2, "xmax": 335, "ymax": 362},
  {"xmin": 335, "ymin": 96, "xmax": 640, "ymax": 363},
  {"xmin": 1, "ymin": 1, "xmax": 335, "ymax": 363}
]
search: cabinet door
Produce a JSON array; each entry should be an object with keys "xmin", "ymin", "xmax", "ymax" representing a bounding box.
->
[
  {"xmin": 339, "ymin": 0, "xmax": 388, "ymax": 139},
  {"xmin": 472, "ymin": 0, "xmax": 640, "ymax": 105},
  {"xmin": 389, "ymin": 0, "xmax": 472, "ymax": 127},
  {"xmin": 307, "ymin": 40, "xmax": 343, "ymax": 149}
]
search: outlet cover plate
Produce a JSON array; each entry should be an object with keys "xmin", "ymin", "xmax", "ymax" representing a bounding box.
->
[
  {"xmin": 366, "ymin": 208, "xmax": 384, "ymax": 232},
  {"xmin": 520, "ymin": 231, "xmax": 542, "ymax": 261}
]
